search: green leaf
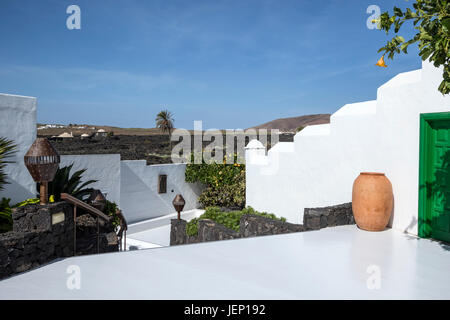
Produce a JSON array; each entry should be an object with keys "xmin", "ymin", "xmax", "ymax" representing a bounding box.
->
[
  {"xmin": 74, "ymin": 180, "xmax": 98, "ymax": 193},
  {"xmin": 376, "ymin": 1, "xmax": 449, "ymax": 95},
  {"xmin": 393, "ymin": 7, "xmax": 403, "ymax": 17},
  {"xmin": 442, "ymin": 18, "xmax": 450, "ymax": 33},
  {"xmin": 44, "ymin": 163, "xmax": 97, "ymax": 201},
  {"xmin": 401, "ymin": 43, "xmax": 409, "ymax": 53},
  {"xmin": 420, "ymin": 47, "xmax": 433, "ymax": 60},
  {"xmin": 0, "ymin": 138, "xmax": 17, "ymax": 191}
]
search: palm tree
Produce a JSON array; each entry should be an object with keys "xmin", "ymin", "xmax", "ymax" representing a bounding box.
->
[
  {"xmin": 0, "ymin": 137, "xmax": 16, "ymax": 191},
  {"xmin": 155, "ymin": 109, "xmax": 175, "ymax": 147}
]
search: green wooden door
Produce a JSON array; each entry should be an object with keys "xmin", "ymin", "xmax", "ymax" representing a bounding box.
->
[{"xmin": 423, "ymin": 118, "xmax": 450, "ymax": 242}]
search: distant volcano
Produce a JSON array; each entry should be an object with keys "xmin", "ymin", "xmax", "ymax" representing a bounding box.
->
[{"xmin": 248, "ymin": 114, "xmax": 330, "ymax": 132}]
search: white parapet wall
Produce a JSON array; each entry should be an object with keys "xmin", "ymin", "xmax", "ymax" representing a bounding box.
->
[
  {"xmin": 60, "ymin": 154, "xmax": 121, "ymax": 205},
  {"xmin": 120, "ymin": 161, "xmax": 203, "ymax": 224},
  {"xmin": 246, "ymin": 61, "xmax": 450, "ymax": 235},
  {"xmin": 0, "ymin": 94, "xmax": 37, "ymax": 203}
]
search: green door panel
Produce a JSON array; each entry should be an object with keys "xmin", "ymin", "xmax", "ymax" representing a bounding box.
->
[{"xmin": 422, "ymin": 117, "xmax": 450, "ymax": 242}]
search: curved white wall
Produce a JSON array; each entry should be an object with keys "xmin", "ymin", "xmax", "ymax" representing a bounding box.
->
[
  {"xmin": 246, "ymin": 61, "xmax": 450, "ymax": 235},
  {"xmin": 0, "ymin": 94, "xmax": 37, "ymax": 203}
]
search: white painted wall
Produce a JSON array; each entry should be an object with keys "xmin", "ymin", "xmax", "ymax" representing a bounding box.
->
[
  {"xmin": 0, "ymin": 93, "xmax": 201, "ymax": 223},
  {"xmin": 60, "ymin": 154, "xmax": 121, "ymax": 205},
  {"xmin": 0, "ymin": 94, "xmax": 37, "ymax": 203},
  {"xmin": 246, "ymin": 61, "xmax": 450, "ymax": 236},
  {"xmin": 120, "ymin": 161, "xmax": 203, "ymax": 224}
]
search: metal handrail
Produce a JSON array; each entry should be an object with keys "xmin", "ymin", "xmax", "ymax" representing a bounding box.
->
[
  {"xmin": 61, "ymin": 193, "xmax": 111, "ymax": 256},
  {"xmin": 61, "ymin": 193, "xmax": 110, "ymax": 221}
]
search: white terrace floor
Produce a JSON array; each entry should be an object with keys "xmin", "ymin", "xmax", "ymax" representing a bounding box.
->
[{"xmin": 0, "ymin": 225, "xmax": 449, "ymax": 300}]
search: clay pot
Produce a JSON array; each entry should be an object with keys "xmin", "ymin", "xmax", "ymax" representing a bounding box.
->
[{"xmin": 352, "ymin": 172, "xmax": 393, "ymax": 231}]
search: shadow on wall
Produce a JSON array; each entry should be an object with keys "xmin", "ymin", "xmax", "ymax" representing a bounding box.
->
[
  {"xmin": 418, "ymin": 149, "xmax": 450, "ymax": 249},
  {"xmin": 120, "ymin": 163, "xmax": 203, "ymax": 224},
  {"xmin": 2, "ymin": 179, "xmax": 35, "ymax": 203},
  {"xmin": 403, "ymin": 215, "xmax": 417, "ymax": 234},
  {"xmin": 120, "ymin": 165, "xmax": 162, "ymax": 223}
]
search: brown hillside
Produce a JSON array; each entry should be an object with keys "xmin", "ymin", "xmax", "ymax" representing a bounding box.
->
[{"xmin": 249, "ymin": 114, "xmax": 330, "ymax": 132}]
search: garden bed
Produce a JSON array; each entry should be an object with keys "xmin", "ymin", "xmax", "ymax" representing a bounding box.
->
[{"xmin": 170, "ymin": 203, "xmax": 355, "ymax": 245}]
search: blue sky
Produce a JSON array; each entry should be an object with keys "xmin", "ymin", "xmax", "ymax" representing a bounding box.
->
[{"xmin": 0, "ymin": 0, "xmax": 420, "ymax": 129}]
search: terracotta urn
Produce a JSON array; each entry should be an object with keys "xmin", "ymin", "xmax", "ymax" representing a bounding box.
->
[{"xmin": 352, "ymin": 172, "xmax": 393, "ymax": 231}]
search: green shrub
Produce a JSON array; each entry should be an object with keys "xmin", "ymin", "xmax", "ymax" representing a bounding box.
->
[
  {"xmin": 185, "ymin": 153, "xmax": 245, "ymax": 208},
  {"xmin": 197, "ymin": 170, "xmax": 245, "ymax": 208},
  {"xmin": 185, "ymin": 153, "xmax": 244, "ymax": 186},
  {"xmin": 0, "ymin": 198, "xmax": 13, "ymax": 233},
  {"xmin": 104, "ymin": 200, "xmax": 120, "ymax": 229},
  {"xmin": 14, "ymin": 194, "xmax": 59, "ymax": 208},
  {"xmin": 186, "ymin": 206, "xmax": 286, "ymax": 237},
  {"xmin": 14, "ymin": 198, "xmax": 40, "ymax": 207}
]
